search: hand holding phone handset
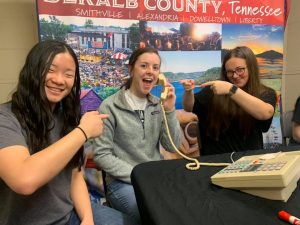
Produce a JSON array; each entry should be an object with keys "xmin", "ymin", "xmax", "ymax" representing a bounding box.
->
[{"xmin": 157, "ymin": 74, "xmax": 230, "ymax": 170}]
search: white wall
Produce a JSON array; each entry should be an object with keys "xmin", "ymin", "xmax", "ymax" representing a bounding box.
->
[{"xmin": 0, "ymin": 0, "xmax": 38, "ymax": 103}]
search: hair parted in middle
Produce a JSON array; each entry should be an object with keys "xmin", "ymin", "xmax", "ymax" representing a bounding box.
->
[{"xmin": 122, "ymin": 47, "xmax": 161, "ymax": 90}]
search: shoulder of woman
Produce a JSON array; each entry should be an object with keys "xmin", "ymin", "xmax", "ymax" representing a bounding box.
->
[
  {"xmin": 101, "ymin": 90, "xmax": 120, "ymax": 104},
  {"xmin": 260, "ymin": 85, "xmax": 276, "ymax": 95},
  {"xmin": 0, "ymin": 103, "xmax": 18, "ymax": 121},
  {"xmin": 259, "ymin": 86, "xmax": 277, "ymax": 107}
]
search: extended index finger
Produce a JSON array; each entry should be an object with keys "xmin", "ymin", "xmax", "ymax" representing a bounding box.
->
[
  {"xmin": 99, "ymin": 114, "xmax": 109, "ymax": 119},
  {"xmin": 200, "ymin": 81, "xmax": 213, "ymax": 88}
]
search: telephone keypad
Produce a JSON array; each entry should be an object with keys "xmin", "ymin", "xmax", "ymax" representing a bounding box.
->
[{"xmin": 218, "ymin": 161, "xmax": 287, "ymax": 174}]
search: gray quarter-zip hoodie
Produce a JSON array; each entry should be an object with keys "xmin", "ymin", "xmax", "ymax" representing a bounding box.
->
[{"xmin": 93, "ymin": 87, "xmax": 181, "ymax": 183}]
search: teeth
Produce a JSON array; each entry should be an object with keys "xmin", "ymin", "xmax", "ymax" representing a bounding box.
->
[{"xmin": 49, "ymin": 87, "xmax": 62, "ymax": 92}]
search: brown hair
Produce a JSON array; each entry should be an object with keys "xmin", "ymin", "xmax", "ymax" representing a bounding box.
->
[
  {"xmin": 11, "ymin": 40, "xmax": 84, "ymax": 169},
  {"xmin": 122, "ymin": 47, "xmax": 161, "ymax": 89},
  {"xmin": 207, "ymin": 46, "xmax": 269, "ymax": 139}
]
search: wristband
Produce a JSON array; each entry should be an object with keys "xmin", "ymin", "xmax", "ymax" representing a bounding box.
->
[
  {"xmin": 76, "ymin": 126, "xmax": 88, "ymax": 142},
  {"xmin": 228, "ymin": 84, "xmax": 238, "ymax": 97}
]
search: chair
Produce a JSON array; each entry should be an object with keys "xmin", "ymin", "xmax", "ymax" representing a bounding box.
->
[
  {"xmin": 280, "ymin": 110, "xmax": 294, "ymax": 146},
  {"xmin": 85, "ymin": 157, "xmax": 110, "ymax": 206}
]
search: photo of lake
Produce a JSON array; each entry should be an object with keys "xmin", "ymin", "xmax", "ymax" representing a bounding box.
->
[{"xmin": 151, "ymin": 81, "xmax": 201, "ymax": 109}]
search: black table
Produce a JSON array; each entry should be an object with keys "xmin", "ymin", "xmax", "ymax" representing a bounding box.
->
[{"xmin": 131, "ymin": 147, "xmax": 300, "ymax": 225}]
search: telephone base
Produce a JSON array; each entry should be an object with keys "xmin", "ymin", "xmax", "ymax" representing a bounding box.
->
[
  {"xmin": 240, "ymin": 169, "xmax": 300, "ymax": 202},
  {"xmin": 211, "ymin": 151, "xmax": 300, "ymax": 202},
  {"xmin": 211, "ymin": 152, "xmax": 300, "ymax": 188},
  {"xmin": 240, "ymin": 182, "xmax": 297, "ymax": 202}
]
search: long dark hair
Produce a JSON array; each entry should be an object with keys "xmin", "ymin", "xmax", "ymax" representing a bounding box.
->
[
  {"xmin": 207, "ymin": 46, "xmax": 270, "ymax": 139},
  {"xmin": 122, "ymin": 47, "xmax": 161, "ymax": 89},
  {"xmin": 11, "ymin": 40, "xmax": 83, "ymax": 168}
]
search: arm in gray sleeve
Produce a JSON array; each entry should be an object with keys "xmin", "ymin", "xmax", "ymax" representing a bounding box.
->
[
  {"xmin": 93, "ymin": 103, "xmax": 133, "ymax": 183},
  {"xmin": 160, "ymin": 109, "xmax": 181, "ymax": 153}
]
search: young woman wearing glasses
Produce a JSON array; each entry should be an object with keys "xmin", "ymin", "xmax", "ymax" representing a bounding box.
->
[{"xmin": 181, "ymin": 46, "xmax": 277, "ymax": 155}]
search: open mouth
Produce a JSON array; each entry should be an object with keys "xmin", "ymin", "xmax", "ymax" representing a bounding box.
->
[
  {"xmin": 143, "ymin": 77, "xmax": 153, "ymax": 84},
  {"xmin": 141, "ymin": 77, "xmax": 154, "ymax": 91}
]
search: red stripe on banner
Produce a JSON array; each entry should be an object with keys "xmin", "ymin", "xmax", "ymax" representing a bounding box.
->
[{"xmin": 37, "ymin": 0, "xmax": 284, "ymax": 25}]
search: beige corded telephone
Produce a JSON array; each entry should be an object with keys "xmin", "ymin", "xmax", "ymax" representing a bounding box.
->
[{"xmin": 211, "ymin": 151, "xmax": 300, "ymax": 201}]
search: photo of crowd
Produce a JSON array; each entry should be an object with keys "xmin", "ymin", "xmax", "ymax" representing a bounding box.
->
[
  {"xmin": 77, "ymin": 49, "xmax": 130, "ymax": 89},
  {"xmin": 139, "ymin": 21, "xmax": 222, "ymax": 51}
]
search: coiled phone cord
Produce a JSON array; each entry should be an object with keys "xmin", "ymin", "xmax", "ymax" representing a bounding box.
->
[{"xmin": 161, "ymin": 103, "xmax": 231, "ymax": 170}]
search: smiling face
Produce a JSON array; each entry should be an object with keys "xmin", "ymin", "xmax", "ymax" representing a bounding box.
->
[
  {"xmin": 129, "ymin": 52, "xmax": 161, "ymax": 98},
  {"xmin": 44, "ymin": 52, "xmax": 76, "ymax": 110},
  {"xmin": 225, "ymin": 57, "xmax": 249, "ymax": 88}
]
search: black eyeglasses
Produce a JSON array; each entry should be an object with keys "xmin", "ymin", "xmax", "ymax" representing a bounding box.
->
[{"xmin": 226, "ymin": 67, "xmax": 246, "ymax": 77}]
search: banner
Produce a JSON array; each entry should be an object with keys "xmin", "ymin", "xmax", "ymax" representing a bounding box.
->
[
  {"xmin": 38, "ymin": 0, "xmax": 284, "ymax": 25},
  {"xmin": 37, "ymin": 0, "xmax": 286, "ymax": 146}
]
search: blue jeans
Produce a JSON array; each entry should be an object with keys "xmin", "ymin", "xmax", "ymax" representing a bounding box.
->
[
  {"xmin": 68, "ymin": 201, "xmax": 135, "ymax": 225},
  {"xmin": 107, "ymin": 180, "xmax": 141, "ymax": 225}
]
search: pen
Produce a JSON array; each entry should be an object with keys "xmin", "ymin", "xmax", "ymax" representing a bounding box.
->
[{"xmin": 278, "ymin": 211, "xmax": 300, "ymax": 225}]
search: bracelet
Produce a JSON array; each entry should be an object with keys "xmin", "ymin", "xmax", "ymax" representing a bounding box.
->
[{"xmin": 76, "ymin": 126, "xmax": 88, "ymax": 142}]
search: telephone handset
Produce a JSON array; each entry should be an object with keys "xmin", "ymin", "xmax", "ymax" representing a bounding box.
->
[{"xmin": 157, "ymin": 74, "xmax": 168, "ymax": 101}]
